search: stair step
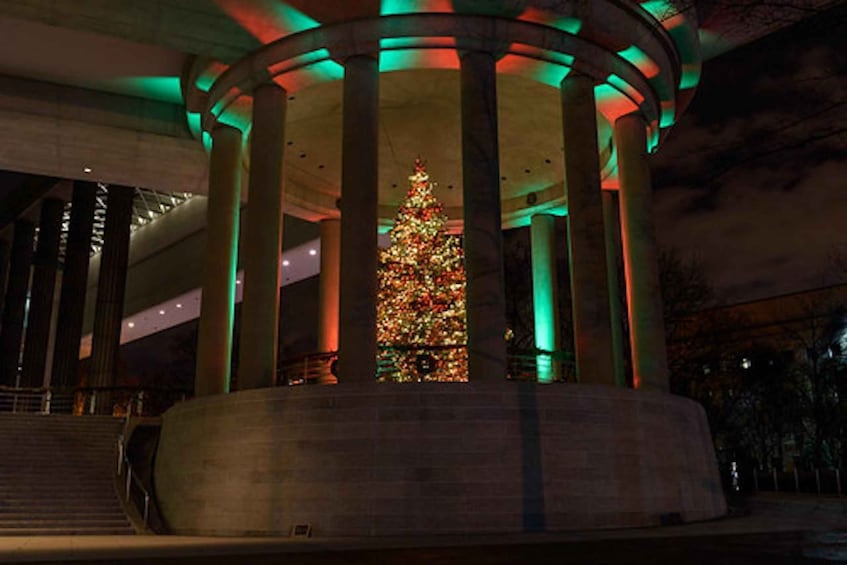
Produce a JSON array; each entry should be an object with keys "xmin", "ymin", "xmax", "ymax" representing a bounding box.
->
[
  {"xmin": 0, "ymin": 415, "xmax": 136, "ymax": 536},
  {"xmin": 0, "ymin": 526, "xmax": 135, "ymax": 536}
]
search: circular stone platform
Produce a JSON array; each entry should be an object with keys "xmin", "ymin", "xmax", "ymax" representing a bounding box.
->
[{"xmin": 154, "ymin": 383, "xmax": 726, "ymax": 536}]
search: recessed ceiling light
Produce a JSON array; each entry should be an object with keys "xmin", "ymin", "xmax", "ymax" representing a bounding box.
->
[
  {"xmin": 83, "ymin": 167, "xmax": 92, "ymax": 174},
  {"xmin": 282, "ymin": 260, "xmax": 290, "ymax": 266},
  {"xmin": 176, "ymin": 303, "xmax": 182, "ymax": 309},
  {"xmin": 127, "ymin": 322, "xmax": 135, "ymax": 328},
  {"xmin": 309, "ymin": 249, "xmax": 317, "ymax": 256},
  {"xmin": 159, "ymin": 309, "xmax": 165, "ymax": 315},
  {"xmin": 236, "ymin": 279, "xmax": 241, "ymax": 285}
]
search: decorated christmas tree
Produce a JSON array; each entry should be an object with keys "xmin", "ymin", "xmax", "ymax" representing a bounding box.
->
[{"xmin": 377, "ymin": 159, "xmax": 468, "ymax": 382}]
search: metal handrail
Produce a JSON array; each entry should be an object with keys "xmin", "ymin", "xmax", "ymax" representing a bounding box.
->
[
  {"xmin": 277, "ymin": 346, "xmax": 576, "ymax": 384},
  {"xmin": 0, "ymin": 385, "xmax": 189, "ymax": 416},
  {"xmin": 277, "ymin": 351, "xmax": 338, "ymax": 386},
  {"xmin": 117, "ymin": 407, "xmax": 151, "ymax": 529}
]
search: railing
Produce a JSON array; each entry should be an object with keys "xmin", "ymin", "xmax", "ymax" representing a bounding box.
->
[
  {"xmin": 506, "ymin": 348, "xmax": 575, "ymax": 383},
  {"xmin": 740, "ymin": 467, "xmax": 845, "ymax": 496},
  {"xmin": 277, "ymin": 351, "xmax": 338, "ymax": 386},
  {"xmin": 277, "ymin": 346, "xmax": 575, "ymax": 384},
  {"xmin": 377, "ymin": 344, "xmax": 467, "ymax": 382},
  {"xmin": 0, "ymin": 386, "xmax": 189, "ymax": 416},
  {"xmin": 117, "ymin": 414, "xmax": 151, "ymax": 529}
]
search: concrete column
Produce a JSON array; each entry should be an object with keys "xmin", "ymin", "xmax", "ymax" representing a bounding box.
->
[
  {"xmin": 195, "ymin": 125, "xmax": 242, "ymax": 396},
  {"xmin": 238, "ymin": 84, "xmax": 287, "ymax": 390},
  {"xmin": 561, "ymin": 73, "xmax": 616, "ymax": 385},
  {"xmin": 530, "ymin": 214, "xmax": 560, "ymax": 383},
  {"xmin": 460, "ymin": 50, "xmax": 507, "ymax": 381},
  {"xmin": 51, "ymin": 181, "xmax": 96, "ymax": 389},
  {"xmin": 0, "ymin": 238, "xmax": 10, "ymax": 319},
  {"xmin": 20, "ymin": 198, "xmax": 64, "ymax": 388},
  {"xmin": 0, "ymin": 220, "xmax": 35, "ymax": 386},
  {"xmin": 615, "ymin": 113, "xmax": 669, "ymax": 391},
  {"xmin": 89, "ymin": 185, "xmax": 134, "ymax": 402},
  {"xmin": 318, "ymin": 218, "xmax": 340, "ymax": 354},
  {"xmin": 602, "ymin": 190, "xmax": 627, "ymax": 387},
  {"xmin": 338, "ymin": 55, "xmax": 379, "ymax": 383}
]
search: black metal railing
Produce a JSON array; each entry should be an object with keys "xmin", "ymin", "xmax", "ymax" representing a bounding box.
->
[
  {"xmin": 276, "ymin": 345, "xmax": 575, "ymax": 384},
  {"xmin": 277, "ymin": 351, "xmax": 338, "ymax": 386},
  {"xmin": 0, "ymin": 386, "xmax": 189, "ymax": 417}
]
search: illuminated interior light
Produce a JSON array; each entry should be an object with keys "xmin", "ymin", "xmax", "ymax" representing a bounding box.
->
[
  {"xmin": 282, "ymin": 260, "xmax": 290, "ymax": 266},
  {"xmin": 236, "ymin": 279, "xmax": 242, "ymax": 285},
  {"xmin": 309, "ymin": 249, "xmax": 317, "ymax": 256},
  {"xmin": 83, "ymin": 166, "xmax": 92, "ymax": 174},
  {"xmin": 158, "ymin": 310, "xmax": 165, "ymax": 315},
  {"xmin": 127, "ymin": 322, "xmax": 135, "ymax": 328},
  {"xmin": 176, "ymin": 303, "xmax": 183, "ymax": 309}
]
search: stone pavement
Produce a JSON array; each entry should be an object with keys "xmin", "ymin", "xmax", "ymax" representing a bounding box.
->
[{"xmin": 0, "ymin": 494, "xmax": 844, "ymax": 563}]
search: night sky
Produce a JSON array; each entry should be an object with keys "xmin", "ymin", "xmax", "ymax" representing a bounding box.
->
[{"xmin": 651, "ymin": 4, "xmax": 847, "ymax": 304}]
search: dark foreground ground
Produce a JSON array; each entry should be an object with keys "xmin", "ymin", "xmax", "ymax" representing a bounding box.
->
[{"xmin": 4, "ymin": 495, "xmax": 846, "ymax": 564}]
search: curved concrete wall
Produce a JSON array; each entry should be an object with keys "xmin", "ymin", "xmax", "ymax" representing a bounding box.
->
[{"xmin": 154, "ymin": 383, "xmax": 725, "ymax": 536}]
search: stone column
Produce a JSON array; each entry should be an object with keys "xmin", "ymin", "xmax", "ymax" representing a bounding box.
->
[
  {"xmin": 460, "ymin": 50, "xmax": 507, "ymax": 381},
  {"xmin": 20, "ymin": 198, "xmax": 64, "ymax": 388},
  {"xmin": 0, "ymin": 220, "xmax": 35, "ymax": 386},
  {"xmin": 51, "ymin": 181, "xmax": 97, "ymax": 389},
  {"xmin": 195, "ymin": 125, "xmax": 242, "ymax": 396},
  {"xmin": 615, "ymin": 113, "xmax": 669, "ymax": 391},
  {"xmin": 530, "ymin": 214, "xmax": 560, "ymax": 383},
  {"xmin": 561, "ymin": 73, "xmax": 616, "ymax": 385},
  {"xmin": 238, "ymin": 84, "xmax": 287, "ymax": 390},
  {"xmin": 338, "ymin": 55, "xmax": 379, "ymax": 383},
  {"xmin": 602, "ymin": 190, "xmax": 627, "ymax": 387},
  {"xmin": 318, "ymin": 218, "xmax": 340, "ymax": 353},
  {"xmin": 89, "ymin": 185, "xmax": 134, "ymax": 408},
  {"xmin": 0, "ymin": 238, "xmax": 10, "ymax": 319}
]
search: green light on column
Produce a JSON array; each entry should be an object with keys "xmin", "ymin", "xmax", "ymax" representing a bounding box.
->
[
  {"xmin": 640, "ymin": 0, "xmax": 677, "ymax": 21},
  {"xmin": 680, "ymin": 64, "xmax": 701, "ymax": 89},
  {"xmin": 187, "ymin": 112, "xmax": 202, "ymax": 139},
  {"xmin": 531, "ymin": 215, "xmax": 559, "ymax": 384},
  {"xmin": 308, "ymin": 58, "xmax": 345, "ymax": 81},
  {"xmin": 269, "ymin": 3, "xmax": 320, "ymax": 33},
  {"xmin": 660, "ymin": 102, "xmax": 675, "ymax": 127},
  {"xmin": 549, "ymin": 16, "xmax": 582, "ymax": 34},
  {"xmin": 616, "ymin": 45, "xmax": 659, "ymax": 78},
  {"xmin": 111, "ymin": 76, "xmax": 183, "ymax": 104}
]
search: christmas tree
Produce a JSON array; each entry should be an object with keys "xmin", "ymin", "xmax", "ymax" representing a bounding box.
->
[{"xmin": 377, "ymin": 159, "xmax": 468, "ymax": 382}]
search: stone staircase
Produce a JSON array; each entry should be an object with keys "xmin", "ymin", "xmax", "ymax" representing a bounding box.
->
[{"xmin": 0, "ymin": 414, "xmax": 135, "ymax": 535}]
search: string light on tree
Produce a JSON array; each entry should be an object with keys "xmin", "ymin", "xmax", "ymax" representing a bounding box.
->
[{"xmin": 377, "ymin": 159, "xmax": 467, "ymax": 382}]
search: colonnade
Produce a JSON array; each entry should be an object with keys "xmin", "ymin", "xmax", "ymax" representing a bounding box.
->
[
  {"xmin": 0, "ymin": 182, "xmax": 136, "ymax": 406},
  {"xmin": 195, "ymin": 51, "xmax": 670, "ymax": 394}
]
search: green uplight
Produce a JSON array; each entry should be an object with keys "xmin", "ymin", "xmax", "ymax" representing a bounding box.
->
[
  {"xmin": 549, "ymin": 16, "xmax": 582, "ymax": 34},
  {"xmin": 379, "ymin": 0, "xmax": 453, "ymax": 16},
  {"xmin": 202, "ymin": 130, "xmax": 212, "ymax": 152},
  {"xmin": 640, "ymin": 0, "xmax": 677, "ymax": 22},
  {"xmin": 660, "ymin": 103, "xmax": 675, "ymax": 128},
  {"xmin": 216, "ymin": 110, "xmax": 251, "ymax": 134},
  {"xmin": 187, "ymin": 112, "xmax": 202, "ymax": 139},
  {"xmin": 112, "ymin": 76, "xmax": 183, "ymax": 104},
  {"xmin": 379, "ymin": 49, "xmax": 418, "ymax": 72},
  {"xmin": 531, "ymin": 215, "xmax": 559, "ymax": 384},
  {"xmin": 648, "ymin": 127, "xmax": 660, "ymax": 153},
  {"xmin": 534, "ymin": 64, "xmax": 571, "ymax": 88},
  {"xmin": 270, "ymin": 2, "xmax": 320, "ymax": 33},
  {"xmin": 196, "ymin": 74, "xmax": 216, "ymax": 93},
  {"xmin": 679, "ymin": 64, "xmax": 701, "ymax": 89},
  {"xmin": 308, "ymin": 58, "xmax": 345, "ymax": 82},
  {"xmin": 616, "ymin": 45, "xmax": 659, "ymax": 78}
]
